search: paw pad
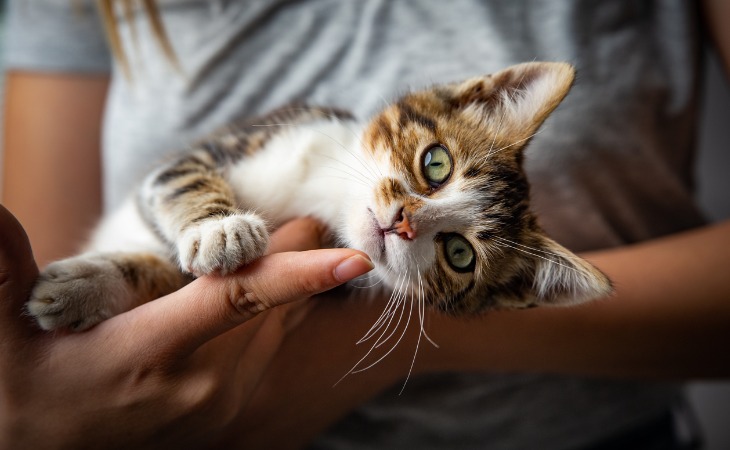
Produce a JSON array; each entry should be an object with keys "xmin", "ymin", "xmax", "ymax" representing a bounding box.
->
[{"xmin": 177, "ymin": 213, "xmax": 269, "ymax": 276}]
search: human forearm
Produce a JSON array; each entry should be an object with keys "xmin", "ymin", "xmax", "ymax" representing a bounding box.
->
[
  {"xmin": 2, "ymin": 72, "xmax": 109, "ymax": 267},
  {"xmin": 424, "ymin": 221, "xmax": 730, "ymax": 378},
  {"xmin": 218, "ymin": 223, "xmax": 730, "ymax": 448}
]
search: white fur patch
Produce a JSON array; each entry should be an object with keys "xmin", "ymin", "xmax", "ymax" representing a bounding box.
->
[
  {"xmin": 227, "ymin": 119, "xmax": 373, "ymax": 226},
  {"xmin": 177, "ymin": 212, "xmax": 269, "ymax": 275},
  {"xmin": 87, "ymin": 198, "xmax": 167, "ymax": 255}
]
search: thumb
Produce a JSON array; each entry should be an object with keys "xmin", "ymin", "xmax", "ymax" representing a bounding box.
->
[
  {"xmin": 129, "ymin": 248, "xmax": 373, "ymax": 358},
  {"xmin": 0, "ymin": 205, "xmax": 40, "ymax": 342}
]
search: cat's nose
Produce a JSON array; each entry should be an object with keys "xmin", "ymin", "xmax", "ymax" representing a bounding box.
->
[{"xmin": 393, "ymin": 208, "xmax": 416, "ymax": 240}]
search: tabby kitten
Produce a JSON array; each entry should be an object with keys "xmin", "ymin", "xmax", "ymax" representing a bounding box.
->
[{"xmin": 28, "ymin": 62, "xmax": 611, "ymax": 332}]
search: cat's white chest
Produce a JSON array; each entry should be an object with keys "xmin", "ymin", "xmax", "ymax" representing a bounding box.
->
[{"xmin": 226, "ymin": 120, "xmax": 370, "ymax": 228}]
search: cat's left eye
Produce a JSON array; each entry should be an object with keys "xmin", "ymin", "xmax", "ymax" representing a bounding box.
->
[
  {"xmin": 443, "ymin": 234, "xmax": 476, "ymax": 273},
  {"xmin": 422, "ymin": 144, "xmax": 452, "ymax": 187}
]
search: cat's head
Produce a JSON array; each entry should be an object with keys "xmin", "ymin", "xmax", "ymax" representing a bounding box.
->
[{"xmin": 343, "ymin": 62, "xmax": 612, "ymax": 313}]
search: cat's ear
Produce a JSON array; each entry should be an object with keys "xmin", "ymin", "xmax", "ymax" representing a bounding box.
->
[
  {"xmin": 525, "ymin": 235, "xmax": 612, "ymax": 307},
  {"xmin": 447, "ymin": 62, "xmax": 575, "ymax": 144}
]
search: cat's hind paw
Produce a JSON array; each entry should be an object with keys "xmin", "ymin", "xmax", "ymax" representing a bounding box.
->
[
  {"xmin": 177, "ymin": 213, "xmax": 269, "ymax": 276},
  {"xmin": 27, "ymin": 256, "xmax": 132, "ymax": 331}
]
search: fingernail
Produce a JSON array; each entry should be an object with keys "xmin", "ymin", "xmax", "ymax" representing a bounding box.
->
[{"xmin": 334, "ymin": 254, "xmax": 375, "ymax": 282}]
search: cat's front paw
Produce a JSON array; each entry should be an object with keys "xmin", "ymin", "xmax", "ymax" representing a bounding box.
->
[
  {"xmin": 177, "ymin": 213, "xmax": 269, "ymax": 276},
  {"xmin": 27, "ymin": 256, "xmax": 132, "ymax": 331}
]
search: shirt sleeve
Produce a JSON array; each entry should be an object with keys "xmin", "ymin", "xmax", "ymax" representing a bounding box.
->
[{"xmin": 4, "ymin": 0, "xmax": 111, "ymax": 73}]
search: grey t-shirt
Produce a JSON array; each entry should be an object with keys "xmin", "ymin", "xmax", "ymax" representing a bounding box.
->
[{"xmin": 4, "ymin": 0, "xmax": 705, "ymax": 448}]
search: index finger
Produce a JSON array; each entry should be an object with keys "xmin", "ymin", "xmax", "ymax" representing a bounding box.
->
[{"xmin": 124, "ymin": 248, "xmax": 374, "ymax": 360}]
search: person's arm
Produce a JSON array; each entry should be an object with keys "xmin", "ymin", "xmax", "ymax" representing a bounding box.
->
[
  {"xmin": 425, "ymin": 221, "xmax": 730, "ymax": 377},
  {"xmin": 2, "ymin": 72, "xmax": 109, "ymax": 267},
  {"xmin": 229, "ymin": 222, "xmax": 730, "ymax": 449}
]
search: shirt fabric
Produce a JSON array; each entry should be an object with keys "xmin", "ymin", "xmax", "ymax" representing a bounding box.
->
[{"xmin": 4, "ymin": 1, "xmax": 706, "ymax": 448}]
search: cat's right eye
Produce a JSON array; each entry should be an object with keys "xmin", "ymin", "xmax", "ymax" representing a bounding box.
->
[
  {"xmin": 443, "ymin": 234, "xmax": 476, "ymax": 273},
  {"xmin": 422, "ymin": 144, "xmax": 452, "ymax": 188}
]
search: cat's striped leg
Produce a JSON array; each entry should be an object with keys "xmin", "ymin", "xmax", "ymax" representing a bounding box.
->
[
  {"xmin": 28, "ymin": 252, "xmax": 189, "ymax": 331},
  {"xmin": 138, "ymin": 148, "xmax": 269, "ymax": 276}
]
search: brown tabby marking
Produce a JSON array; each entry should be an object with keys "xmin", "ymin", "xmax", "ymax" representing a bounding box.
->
[
  {"xmin": 28, "ymin": 63, "xmax": 611, "ymax": 336},
  {"xmin": 109, "ymin": 253, "xmax": 191, "ymax": 302},
  {"xmin": 360, "ymin": 63, "xmax": 605, "ymax": 314}
]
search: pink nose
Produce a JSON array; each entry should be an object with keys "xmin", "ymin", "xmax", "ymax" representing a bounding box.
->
[{"xmin": 393, "ymin": 208, "xmax": 416, "ymax": 240}]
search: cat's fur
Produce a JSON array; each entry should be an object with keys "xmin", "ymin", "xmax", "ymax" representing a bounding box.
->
[{"xmin": 28, "ymin": 62, "xmax": 611, "ymax": 332}]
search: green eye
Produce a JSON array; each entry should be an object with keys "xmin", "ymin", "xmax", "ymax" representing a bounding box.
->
[
  {"xmin": 443, "ymin": 234, "xmax": 476, "ymax": 273},
  {"xmin": 422, "ymin": 144, "xmax": 452, "ymax": 187}
]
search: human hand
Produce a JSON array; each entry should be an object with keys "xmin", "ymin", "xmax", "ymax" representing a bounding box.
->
[{"xmin": 0, "ymin": 205, "xmax": 373, "ymax": 449}]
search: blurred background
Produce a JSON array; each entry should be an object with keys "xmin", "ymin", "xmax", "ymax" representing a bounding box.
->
[
  {"xmin": 687, "ymin": 48, "xmax": 730, "ymax": 450},
  {"xmin": 0, "ymin": 2, "xmax": 727, "ymax": 449}
]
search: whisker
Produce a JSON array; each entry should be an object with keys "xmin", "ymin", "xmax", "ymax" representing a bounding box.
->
[
  {"xmin": 307, "ymin": 127, "xmax": 380, "ymax": 183},
  {"xmin": 248, "ymin": 123, "xmax": 290, "ymax": 128},
  {"xmin": 374, "ymin": 282, "xmax": 409, "ymax": 349},
  {"xmin": 484, "ymin": 111, "xmax": 505, "ymax": 163},
  {"xmin": 313, "ymin": 147, "xmax": 378, "ymax": 187},
  {"xmin": 313, "ymin": 153, "xmax": 376, "ymax": 188},
  {"xmin": 346, "ymin": 266, "xmax": 386, "ymax": 290},
  {"xmin": 363, "ymin": 270, "xmax": 408, "ymax": 350},
  {"xmin": 334, "ymin": 273, "xmax": 409, "ymax": 387},
  {"xmin": 317, "ymin": 174, "xmax": 371, "ymax": 189},
  {"xmin": 487, "ymin": 129, "xmax": 544, "ymax": 158},
  {"xmin": 319, "ymin": 110, "xmax": 385, "ymax": 180},
  {"xmin": 352, "ymin": 275, "xmax": 414, "ymax": 374},
  {"xmin": 400, "ymin": 275, "xmax": 422, "ymax": 395},
  {"xmin": 398, "ymin": 258, "xmax": 443, "ymax": 394},
  {"xmin": 356, "ymin": 270, "xmax": 406, "ymax": 344},
  {"xmin": 417, "ymin": 266, "xmax": 439, "ymax": 348},
  {"xmin": 277, "ymin": 106, "xmax": 384, "ymax": 181},
  {"xmin": 349, "ymin": 274, "xmax": 386, "ymax": 289},
  {"xmin": 377, "ymin": 93, "xmax": 391, "ymax": 111},
  {"xmin": 251, "ymin": 120, "xmax": 380, "ymax": 185},
  {"xmin": 492, "ymin": 235, "xmax": 560, "ymax": 258},
  {"xmin": 355, "ymin": 293, "xmax": 398, "ymax": 346},
  {"xmin": 315, "ymin": 162, "xmax": 373, "ymax": 188},
  {"xmin": 492, "ymin": 239, "xmax": 580, "ymax": 272}
]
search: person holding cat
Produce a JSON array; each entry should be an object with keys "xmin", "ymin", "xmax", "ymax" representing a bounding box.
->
[{"xmin": 2, "ymin": 0, "xmax": 730, "ymax": 449}]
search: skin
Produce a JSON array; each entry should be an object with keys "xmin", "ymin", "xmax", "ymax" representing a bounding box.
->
[
  {"xmin": 2, "ymin": 72, "xmax": 108, "ymax": 267},
  {"xmin": 0, "ymin": 210, "xmax": 373, "ymax": 449},
  {"xmin": 1, "ymin": 1, "xmax": 728, "ymax": 447}
]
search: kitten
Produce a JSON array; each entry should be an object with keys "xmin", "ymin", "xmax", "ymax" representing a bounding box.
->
[{"xmin": 27, "ymin": 62, "xmax": 611, "ymax": 332}]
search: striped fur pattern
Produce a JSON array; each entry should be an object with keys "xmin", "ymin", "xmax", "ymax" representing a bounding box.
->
[{"xmin": 28, "ymin": 62, "xmax": 611, "ymax": 331}]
